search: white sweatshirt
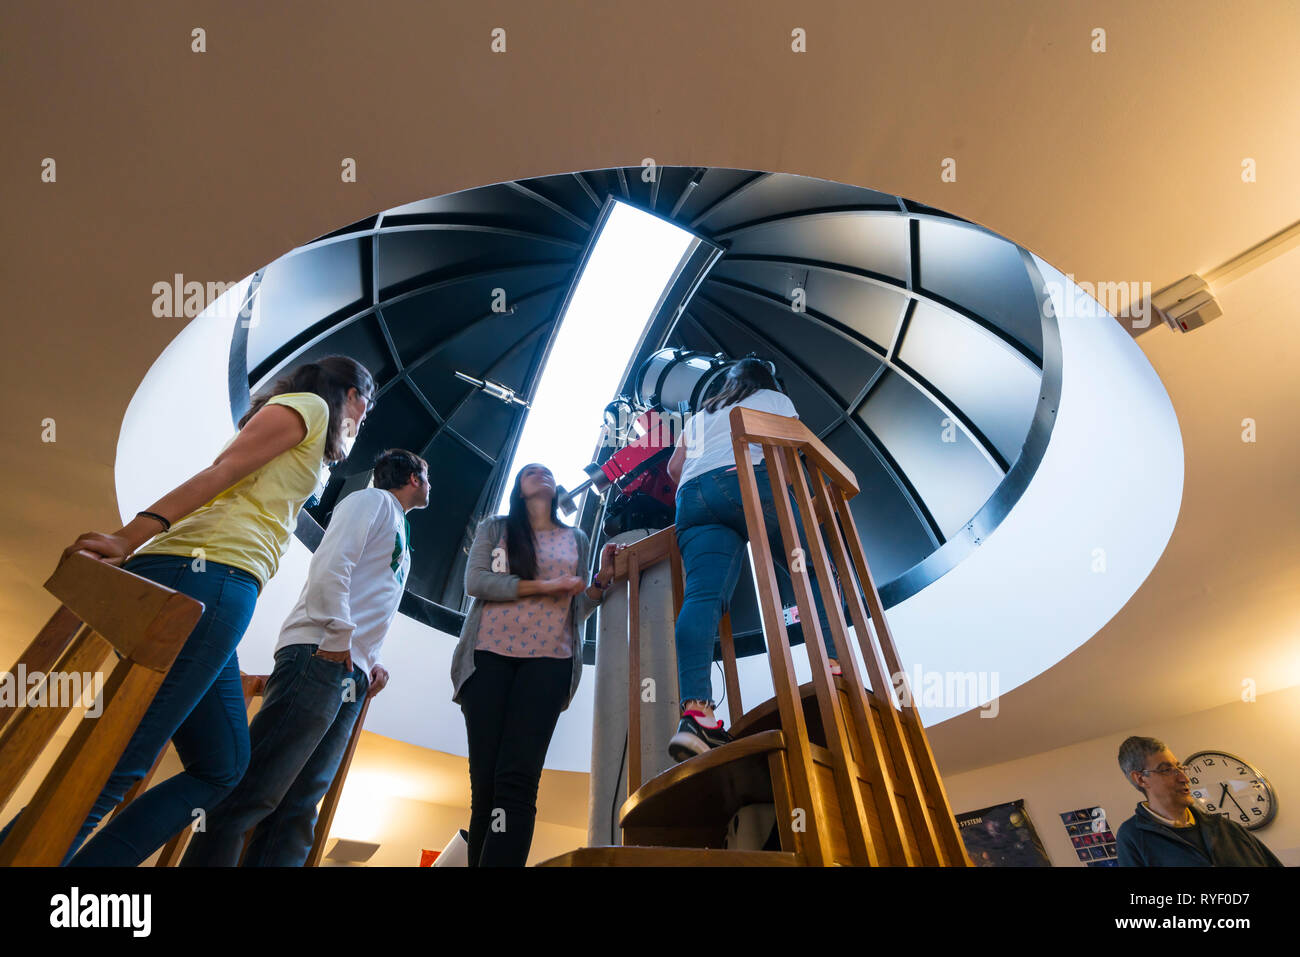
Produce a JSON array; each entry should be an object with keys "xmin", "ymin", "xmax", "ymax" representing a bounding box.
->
[{"xmin": 274, "ymin": 487, "xmax": 411, "ymax": 677}]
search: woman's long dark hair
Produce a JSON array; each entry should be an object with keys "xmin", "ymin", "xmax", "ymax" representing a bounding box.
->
[
  {"xmin": 700, "ymin": 357, "xmax": 782, "ymax": 414},
  {"xmin": 239, "ymin": 355, "xmax": 374, "ymax": 464},
  {"xmin": 504, "ymin": 463, "xmax": 563, "ymax": 580}
]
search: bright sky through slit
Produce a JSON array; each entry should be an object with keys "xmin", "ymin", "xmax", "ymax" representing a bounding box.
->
[{"xmin": 496, "ymin": 201, "xmax": 696, "ymax": 516}]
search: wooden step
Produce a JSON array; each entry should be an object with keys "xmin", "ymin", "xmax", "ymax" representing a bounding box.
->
[
  {"xmin": 729, "ymin": 676, "xmax": 856, "ymax": 743},
  {"xmin": 537, "ymin": 846, "xmax": 799, "ymax": 867},
  {"xmin": 618, "ymin": 729, "xmax": 785, "ymax": 849}
]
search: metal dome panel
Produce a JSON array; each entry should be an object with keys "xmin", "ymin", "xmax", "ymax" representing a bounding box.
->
[{"xmin": 232, "ymin": 167, "xmax": 1061, "ymax": 657}]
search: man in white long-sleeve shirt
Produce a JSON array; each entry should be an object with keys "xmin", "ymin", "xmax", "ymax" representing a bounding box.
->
[{"xmin": 181, "ymin": 449, "xmax": 429, "ymax": 866}]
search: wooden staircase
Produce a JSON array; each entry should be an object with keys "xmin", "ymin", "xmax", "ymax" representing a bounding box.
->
[
  {"xmin": 0, "ymin": 553, "xmax": 203, "ymax": 865},
  {"xmin": 0, "ymin": 552, "xmax": 370, "ymax": 867},
  {"xmin": 541, "ymin": 407, "xmax": 971, "ymax": 866}
]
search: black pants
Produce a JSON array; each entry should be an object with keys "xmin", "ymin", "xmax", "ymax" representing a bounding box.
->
[{"xmin": 459, "ymin": 650, "xmax": 571, "ymax": 867}]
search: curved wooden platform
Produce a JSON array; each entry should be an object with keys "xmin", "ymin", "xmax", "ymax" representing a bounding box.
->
[
  {"xmin": 729, "ymin": 676, "xmax": 857, "ymax": 742},
  {"xmin": 537, "ymin": 846, "xmax": 798, "ymax": 867},
  {"xmin": 620, "ymin": 730, "xmax": 785, "ymax": 836}
]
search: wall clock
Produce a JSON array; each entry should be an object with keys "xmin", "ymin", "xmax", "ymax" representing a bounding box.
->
[{"xmin": 1184, "ymin": 750, "xmax": 1277, "ymax": 830}]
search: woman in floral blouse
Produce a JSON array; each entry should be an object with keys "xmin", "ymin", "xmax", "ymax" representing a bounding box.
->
[{"xmin": 451, "ymin": 462, "xmax": 619, "ymax": 866}]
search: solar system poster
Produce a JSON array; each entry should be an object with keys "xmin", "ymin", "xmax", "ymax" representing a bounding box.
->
[
  {"xmin": 956, "ymin": 799, "xmax": 1051, "ymax": 866},
  {"xmin": 1060, "ymin": 806, "xmax": 1119, "ymax": 866}
]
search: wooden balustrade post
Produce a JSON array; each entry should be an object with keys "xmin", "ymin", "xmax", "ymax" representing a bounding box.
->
[
  {"xmin": 768, "ymin": 445, "xmax": 875, "ymax": 866},
  {"xmin": 783, "ymin": 445, "xmax": 920, "ymax": 866},
  {"xmin": 829, "ymin": 486, "xmax": 970, "ymax": 866},
  {"xmin": 626, "ymin": 550, "xmax": 643, "ymax": 801},
  {"xmin": 807, "ymin": 468, "xmax": 942, "ymax": 863},
  {"xmin": 731, "ymin": 427, "xmax": 829, "ymax": 867},
  {"xmin": 0, "ymin": 627, "xmax": 113, "ymax": 813},
  {"xmin": 0, "ymin": 607, "xmax": 85, "ymax": 734},
  {"xmin": 717, "ymin": 612, "xmax": 742, "ymax": 719}
]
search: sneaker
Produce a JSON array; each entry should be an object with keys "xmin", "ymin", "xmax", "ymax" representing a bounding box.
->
[{"xmin": 668, "ymin": 710, "xmax": 733, "ymax": 763}]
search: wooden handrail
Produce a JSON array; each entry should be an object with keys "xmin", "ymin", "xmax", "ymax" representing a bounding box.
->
[
  {"xmin": 44, "ymin": 553, "xmax": 204, "ymax": 672},
  {"xmin": 1, "ymin": 553, "xmax": 371, "ymax": 867},
  {"xmin": 603, "ymin": 407, "xmax": 970, "ymax": 866},
  {"xmin": 0, "ymin": 554, "xmax": 203, "ymax": 866},
  {"xmin": 728, "ymin": 407, "xmax": 860, "ymax": 498}
]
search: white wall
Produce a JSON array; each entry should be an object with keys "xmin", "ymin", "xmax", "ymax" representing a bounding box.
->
[{"xmin": 940, "ymin": 684, "xmax": 1299, "ymax": 866}]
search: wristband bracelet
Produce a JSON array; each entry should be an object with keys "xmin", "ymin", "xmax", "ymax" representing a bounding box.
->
[{"xmin": 137, "ymin": 510, "xmax": 172, "ymax": 531}]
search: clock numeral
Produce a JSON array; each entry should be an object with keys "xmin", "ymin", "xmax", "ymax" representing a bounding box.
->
[
  {"xmin": 1252, "ymin": 807, "xmax": 1262, "ymax": 816},
  {"xmin": 1257, "ymin": 794, "xmax": 1266, "ymax": 802},
  {"xmin": 1190, "ymin": 776, "xmax": 1199, "ymax": 784},
  {"xmin": 1205, "ymin": 758, "xmax": 1215, "ymax": 766},
  {"xmin": 1236, "ymin": 766, "xmax": 1246, "ymax": 775},
  {"xmin": 1191, "ymin": 764, "xmax": 1202, "ymax": 774},
  {"xmin": 1206, "ymin": 803, "xmax": 1217, "ymax": 811},
  {"xmin": 1239, "ymin": 814, "xmax": 1249, "ymax": 823}
]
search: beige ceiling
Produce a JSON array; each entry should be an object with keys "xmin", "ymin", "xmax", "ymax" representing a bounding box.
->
[{"xmin": 2, "ymin": 0, "xmax": 1297, "ymax": 790}]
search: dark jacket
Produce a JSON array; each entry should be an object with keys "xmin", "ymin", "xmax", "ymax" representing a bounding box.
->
[
  {"xmin": 1116, "ymin": 802, "xmax": 1283, "ymax": 867},
  {"xmin": 449, "ymin": 516, "xmax": 603, "ymax": 712}
]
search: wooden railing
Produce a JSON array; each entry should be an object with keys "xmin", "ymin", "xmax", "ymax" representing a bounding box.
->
[
  {"xmin": 0, "ymin": 553, "xmax": 371, "ymax": 867},
  {"xmin": 0, "ymin": 554, "xmax": 202, "ymax": 866},
  {"xmin": 608, "ymin": 408, "xmax": 971, "ymax": 866}
]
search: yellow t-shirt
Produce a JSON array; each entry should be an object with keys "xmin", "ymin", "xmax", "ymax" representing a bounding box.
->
[{"xmin": 133, "ymin": 392, "xmax": 331, "ymax": 587}]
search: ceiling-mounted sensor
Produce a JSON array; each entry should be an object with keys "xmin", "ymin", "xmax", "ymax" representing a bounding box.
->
[{"xmin": 1152, "ymin": 274, "xmax": 1222, "ymax": 333}]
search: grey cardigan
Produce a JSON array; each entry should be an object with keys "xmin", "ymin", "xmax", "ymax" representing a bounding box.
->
[{"xmin": 450, "ymin": 516, "xmax": 604, "ymax": 712}]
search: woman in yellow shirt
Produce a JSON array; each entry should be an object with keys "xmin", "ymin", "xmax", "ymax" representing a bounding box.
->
[{"xmin": 0, "ymin": 355, "xmax": 375, "ymax": 866}]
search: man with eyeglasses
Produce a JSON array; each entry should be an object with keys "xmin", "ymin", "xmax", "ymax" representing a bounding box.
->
[{"xmin": 1115, "ymin": 736, "xmax": 1282, "ymax": 867}]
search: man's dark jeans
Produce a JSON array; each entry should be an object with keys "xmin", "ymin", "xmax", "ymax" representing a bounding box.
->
[{"xmin": 180, "ymin": 642, "xmax": 369, "ymax": 866}]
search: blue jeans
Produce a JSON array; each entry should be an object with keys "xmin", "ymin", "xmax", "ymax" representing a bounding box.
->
[
  {"xmin": 674, "ymin": 461, "xmax": 843, "ymax": 706},
  {"xmin": 179, "ymin": 642, "xmax": 369, "ymax": 866},
  {"xmin": 0, "ymin": 554, "xmax": 259, "ymax": 865}
]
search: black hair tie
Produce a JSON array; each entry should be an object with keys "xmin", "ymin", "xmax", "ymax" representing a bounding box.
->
[{"xmin": 137, "ymin": 510, "xmax": 172, "ymax": 532}]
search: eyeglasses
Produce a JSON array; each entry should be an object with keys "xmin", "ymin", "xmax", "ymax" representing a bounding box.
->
[{"xmin": 1139, "ymin": 764, "xmax": 1189, "ymax": 777}]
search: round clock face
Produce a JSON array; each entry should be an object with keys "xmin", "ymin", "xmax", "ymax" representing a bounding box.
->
[{"xmin": 1184, "ymin": 750, "xmax": 1277, "ymax": 830}]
